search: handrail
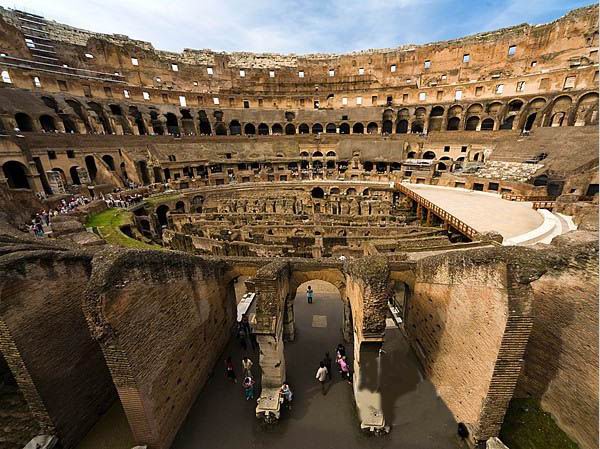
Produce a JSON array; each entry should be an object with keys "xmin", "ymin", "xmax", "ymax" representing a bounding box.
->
[
  {"xmin": 396, "ymin": 183, "xmax": 479, "ymax": 240},
  {"xmin": 501, "ymin": 193, "xmax": 555, "ymax": 202},
  {"xmin": 532, "ymin": 201, "xmax": 556, "ymax": 210}
]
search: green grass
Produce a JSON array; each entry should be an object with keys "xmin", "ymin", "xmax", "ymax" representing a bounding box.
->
[
  {"xmin": 86, "ymin": 208, "xmax": 161, "ymax": 249},
  {"xmin": 500, "ymin": 399, "xmax": 580, "ymax": 449}
]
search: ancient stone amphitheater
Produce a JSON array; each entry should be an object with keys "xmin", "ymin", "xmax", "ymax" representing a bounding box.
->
[{"xmin": 0, "ymin": 5, "xmax": 597, "ymax": 449}]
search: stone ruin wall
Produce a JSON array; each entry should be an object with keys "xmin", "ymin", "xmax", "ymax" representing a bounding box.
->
[
  {"xmin": 83, "ymin": 249, "xmax": 237, "ymax": 449},
  {"xmin": 515, "ymin": 232, "xmax": 599, "ymax": 449},
  {"xmin": 0, "ymin": 250, "xmax": 116, "ymax": 448}
]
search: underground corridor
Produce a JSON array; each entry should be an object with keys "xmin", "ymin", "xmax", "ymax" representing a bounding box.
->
[{"xmin": 168, "ymin": 280, "xmax": 463, "ymax": 449}]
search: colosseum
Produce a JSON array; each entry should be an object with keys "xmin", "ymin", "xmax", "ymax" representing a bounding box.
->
[{"xmin": 0, "ymin": 3, "xmax": 597, "ymax": 449}]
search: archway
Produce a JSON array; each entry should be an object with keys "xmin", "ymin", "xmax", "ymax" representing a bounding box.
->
[
  {"xmin": 244, "ymin": 123, "xmax": 256, "ymax": 135},
  {"xmin": 311, "ymin": 187, "xmax": 325, "ymax": 199},
  {"xmin": 326, "ymin": 123, "xmax": 337, "ymax": 133},
  {"xmin": 165, "ymin": 113, "xmax": 180, "ymax": 135},
  {"xmin": 366, "ymin": 122, "xmax": 378, "ymax": 134},
  {"xmin": 156, "ymin": 205, "xmax": 170, "ymax": 229},
  {"xmin": 272, "ymin": 123, "xmax": 283, "ymax": 135},
  {"xmin": 382, "ymin": 120, "xmax": 393, "ymax": 134},
  {"xmin": 524, "ymin": 113, "xmax": 537, "ymax": 131},
  {"xmin": 312, "ymin": 123, "xmax": 323, "ymax": 134},
  {"xmin": 198, "ymin": 111, "xmax": 212, "ymax": 135},
  {"xmin": 102, "ymin": 155, "xmax": 115, "ymax": 171},
  {"xmin": 39, "ymin": 115, "xmax": 57, "ymax": 132},
  {"xmin": 15, "ymin": 113, "xmax": 33, "ymax": 132},
  {"xmin": 465, "ymin": 116, "xmax": 479, "ymax": 131},
  {"xmin": 258, "ymin": 123, "xmax": 269, "ymax": 135},
  {"xmin": 352, "ymin": 123, "xmax": 364, "ymax": 134},
  {"xmin": 2, "ymin": 161, "xmax": 29, "ymax": 189},
  {"xmin": 70, "ymin": 166, "xmax": 81, "ymax": 184},
  {"xmin": 85, "ymin": 155, "xmax": 97, "ymax": 181},
  {"xmin": 215, "ymin": 123, "xmax": 227, "ymax": 135},
  {"xmin": 446, "ymin": 117, "xmax": 460, "ymax": 131},
  {"xmin": 480, "ymin": 118, "xmax": 494, "ymax": 131},
  {"xmin": 229, "ymin": 120, "xmax": 242, "ymax": 135},
  {"xmin": 396, "ymin": 120, "xmax": 408, "ymax": 134},
  {"xmin": 285, "ymin": 123, "xmax": 296, "ymax": 135},
  {"xmin": 299, "ymin": 123, "xmax": 310, "ymax": 134},
  {"xmin": 339, "ymin": 123, "xmax": 350, "ymax": 134},
  {"xmin": 422, "ymin": 151, "xmax": 436, "ymax": 160}
]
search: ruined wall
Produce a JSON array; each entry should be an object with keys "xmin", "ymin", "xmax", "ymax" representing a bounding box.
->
[
  {"xmin": 0, "ymin": 251, "xmax": 116, "ymax": 448},
  {"xmin": 407, "ymin": 249, "xmax": 533, "ymax": 442},
  {"xmin": 516, "ymin": 232, "xmax": 599, "ymax": 449},
  {"xmin": 83, "ymin": 249, "xmax": 236, "ymax": 449}
]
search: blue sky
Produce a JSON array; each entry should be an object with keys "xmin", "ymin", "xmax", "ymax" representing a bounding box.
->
[{"xmin": 1, "ymin": 0, "xmax": 594, "ymax": 54}]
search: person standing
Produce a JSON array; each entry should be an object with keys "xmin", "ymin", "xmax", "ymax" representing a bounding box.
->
[
  {"xmin": 338, "ymin": 356, "xmax": 351, "ymax": 384},
  {"xmin": 225, "ymin": 356, "xmax": 237, "ymax": 383},
  {"xmin": 280, "ymin": 383, "xmax": 293, "ymax": 410},
  {"xmin": 316, "ymin": 362, "xmax": 328, "ymax": 395},
  {"xmin": 242, "ymin": 356, "xmax": 253, "ymax": 377},
  {"xmin": 307, "ymin": 285, "xmax": 314, "ymax": 304},
  {"xmin": 243, "ymin": 376, "xmax": 256, "ymax": 400}
]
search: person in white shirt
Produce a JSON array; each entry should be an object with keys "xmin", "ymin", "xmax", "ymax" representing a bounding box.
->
[{"xmin": 315, "ymin": 362, "xmax": 329, "ymax": 395}]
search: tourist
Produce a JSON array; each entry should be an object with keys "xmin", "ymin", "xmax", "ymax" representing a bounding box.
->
[
  {"xmin": 237, "ymin": 326, "xmax": 247, "ymax": 351},
  {"xmin": 280, "ymin": 382, "xmax": 293, "ymax": 409},
  {"xmin": 225, "ymin": 356, "xmax": 237, "ymax": 383},
  {"xmin": 323, "ymin": 352, "xmax": 332, "ymax": 381},
  {"xmin": 316, "ymin": 362, "xmax": 328, "ymax": 395},
  {"xmin": 243, "ymin": 376, "xmax": 256, "ymax": 401},
  {"xmin": 336, "ymin": 343, "xmax": 346, "ymax": 359},
  {"xmin": 242, "ymin": 356, "xmax": 253, "ymax": 377},
  {"xmin": 307, "ymin": 285, "xmax": 314, "ymax": 304},
  {"xmin": 338, "ymin": 356, "xmax": 351, "ymax": 384}
]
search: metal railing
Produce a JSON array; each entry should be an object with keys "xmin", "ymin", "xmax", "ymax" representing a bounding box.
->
[
  {"xmin": 396, "ymin": 183, "xmax": 479, "ymax": 240},
  {"xmin": 501, "ymin": 193, "xmax": 555, "ymax": 202}
]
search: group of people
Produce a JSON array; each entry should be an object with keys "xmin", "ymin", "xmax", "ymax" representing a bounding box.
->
[
  {"xmin": 315, "ymin": 343, "xmax": 352, "ymax": 394},
  {"xmin": 26, "ymin": 196, "xmax": 91, "ymax": 236},
  {"xmin": 101, "ymin": 192, "xmax": 145, "ymax": 209},
  {"xmin": 225, "ymin": 356, "xmax": 257, "ymax": 401}
]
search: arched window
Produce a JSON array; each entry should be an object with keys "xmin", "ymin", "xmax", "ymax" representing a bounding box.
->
[
  {"xmin": 39, "ymin": 115, "xmax": 57, "ymax": 132},
  {"xmin": 339, "ymin": 123, "xmax": 350, "ymax": 134},
  {"xmin": 311, "ymin": 187, "xmax": 325, "ymax": 198},
  {"xmin": 312, "ymin": 123, "xmax": 323, "ymax": 134},
  {"xmin": 480, "ymin": 118, "xmax": 495, "ymax": 131},
  {"xmin": 215, "ymin": 123, "xmax": 227, "ymax": 135},
  {"xmin": 102, "ymin": 155, "xmax": 115, "ymax": 171},
  {"xmin": 382, "ymin": 120, "xmax": 393, "ymax": 134},
  {"xmin": 411, "ymin": 122, "xmax": 424, "ymax": 133},
  {"xmin": 396, "ymin": 120, "xmax": 408, "ymax": 134},
  {"xmin": 285, "ymin": 123, "xmax": 296, "ymax": 135},
  {"xmin": 465, "ymin": 116, "xmax": 480, "ymax": 131},
  {"xmin": 422, "ymin": 151, "xmax": 436, "ymax": 160},
  {"xmin": 272, "ymin": 123, "xmax": 283, "ymax": 134},
  {"xmin": 165, "ymin": 113, "xmax": 180, "ymax": 135},
  {"xmin": 447, "ymin": 117, "xmax": 460, "ymax": 131},
  {"xmin": 69, "ymin": 166, "xmax": 81, "ymax": 184},
  {"xmin": 500, "ymin": 115, "xmax": 515, "ymax": 130},
  {"xmin": 244, "ymin": 123, "xmax": 256, "ymax": 135},
  {"xmin": 2, "ymin": 161, "xmax": 29, "ymax": 189},
  {"xmin": 15, "ymin": 113, "xmax": 33, "ymax": 132},
  {"xmin": 367, "ymin": 122, "xmax": 378, "ymax": 134},
  {"xmin": 156, "ymin": 205, "xmax": 170, "ymax": 227},
  {"xmin": 258, "ymin": 123, "xmax": 269, "ymax": 135},
  {"xmin": 352, "ymin": 123, "xmax": 364, "ymax": 134},
  {"xmin": 326, "ymin": 123, "xmax": 337, "ymax": 133},
  {"xmin": 298, "ymin": 123, "xmax": 310, "ymax": 134},
  {"xmin": 198, "ymin": 110, "xmax": 212, "ymax": 135},
  {"xmin": 229, "ymin": 120, "xmax": 241, "ymax": 135},
  {"xmin": 85, "ymin": 155, "xmax": 98, "ymax": 181},
  {"xmin": 524, "ymin": 113, "xmax": 537, "ymax": 131}
]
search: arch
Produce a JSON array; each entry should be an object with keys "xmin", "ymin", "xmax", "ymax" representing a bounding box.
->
[
  {"xmin": 62, "ymin": 116, "xmax": 78, "ymax": 133},
  {"xmin": 366, "ymin": 122, "xmax": 378, "ymax": 134},
  {"xmin": 339, "ymin": 123, "xmax": 350, "ymax": 134},
  {"xmin": 312, "ymin": 123, "xmax": 323, "ymax": 134},
  {"xmin": 473, "ymin": 152, "xmax": 485, "ymax": 162},
  {"xmin": 244, "ymin": 123, "xmax": 256, "ymax": 135},
  {"xmin": 229, "ymin": 120, "xmax": 242, "ymax": 135},
  {"xmin": 352, "ymin": 122, "xmax": 364, "ymax": 134},
  {"xmin": 500, "ymin": 115, "xmax": 515, "ymax": 130},
  {"xmin": 129, "ymin": 107, "xmax": 148, "ymax": 135},
  {"xmin": 508, "ymin": 100, "xmax": 524, "ymax": 112},
  {"xmin": 326, "ymin": 151, "xmax": 336, "ymax": 157},
  {"xmin": 272, "ymin": 123, "xmax": 283, "ymax": 135},
  {"xmin": 326, "ymin": 123, "xmax": 337, "ymax": 133},
  {"xmin": 550, "ymin": 112, "xmax": 566, "ymax": 127},
  {"xmin": 66, "ymin": 99, "xmax": 92, "ymax": 133},
  {"xmin": 480, "ymin": 118, "xmax": 495, "ymax": 131},
  {"xmin": 175, "ymin": 201, "xmax": 186, "ymax": 212},
  {"xmin": 382, "ymin": 120, "xmax": 393, "ymax": 134},
  {"xmin": 15, "ymin": 113, "xmax": 33, "ymax": 132},
  {"xmin": 411, "ymin": 122, "xmax": 424, "ymax": 133},
  {"xmin": 198, "ymin": 110, "xmax": 212, "ymax": 135},
  {"xmin": 88, "ymin": 102, "xmax": 113, "ymax": 134},
  {"xmin": 2, "ymin": 161, "xmax": 29, "ymax": 189},
  {"xmin": 465, "ymin": 116, "xmax": 479, "ymax": 131},
  {"xmin": 85, "ymin": 155, "xmax": 97, "ymax": 181},
  {"xmin": 215, "ymin": 123, "xmax": 227, "ymax": 135},
  {"xmin": 486, "ymin": 101, "xmax": 503, "ymax": 115},
  {"xmin": 430, "ymin": 106, "xmax": 444, "ymax": 117},
  {"xmin": 466, "ymin": 103, "xmax": 484, "ymax": 115},
  {"xmin": 429, "ymin": 106, "xmax": 445, "ymax": 131},
  {"xmin": 102, "ymin": 155, "xmax": 115, "ymax": 171},
  {"xmin": 406, "ymin": 151, "xmax": 417, "ymax": 159},
  {"xmin": 311, "ymin": 187, "xmax": 325, "ymax": 199},
  {"xmin": 285, "ymin": 123, "xmax": 296, "ymax": 135},
  {"xmin": 396, "ymin": 120, "xmax": 408, "ymax": 134},
  {"xmin": 437, "ymin": 162, "xmax": 448, "ymax": 171},
  {"xmin": 575, "ymin": 92, "xmax": 599, "ymax": 126},
  {"xmin": 330, "ymin": 187, "xmax": 340, "ymax": 195},
  {"xmin": 156, "ymin": 205, "xmax": 170, "ymax": 228},
  {"xmin": 39, "ymin": 115, "xmax": 57, "ymax": 132},
  {"xmin": 165, "ymin": 113, "xmax": 180, "ymax": 135},
  {"xmin": 69, "ymin": 166, "xmax": 81, "ymax": 184},
  {"xmin": 298, "ymin": 123, "xmax": 310, "ymax": 134},
  {"xmin": 524, "ymin": 113, "xmax": 537, "ymax": 131},
  {"xmin": 346, "ymin": 188, "xmax": 357, "ymax": 195},
  {"xmin": 422, "ymin": 151, "xmax": 436, "ymax": 160},
  {"xmin": 258, "ymin": 123, "xmax": 269, "ymax": 135},
  {"xmin": 447, "ymin": 117, "xmax": 460, "ymax": 131},
  {"xmin": 150, "ymin": 111, "xmax": 164, "ymax": 135},
  {"xmin": 313, "ymin": 151, "xmax": 323, "ymax": 157}
]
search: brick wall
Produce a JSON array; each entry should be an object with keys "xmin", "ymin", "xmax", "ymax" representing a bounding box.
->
[
  {"xmin": 516, "ymin": 233, "xmax": 599, "ymax": 449},
  {"xmin": 0, "ymin": 252, "xmax": 116, "ymax": 448},
  {"xmin": 83, "ymin": 249, "xmax": 236, "ymax": 449}
]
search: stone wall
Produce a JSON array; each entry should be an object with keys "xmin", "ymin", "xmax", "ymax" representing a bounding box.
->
[
  {"xmin": 407, "ymin": 248, "xmax": 533, "ymax": 443},
  {"xmin": 83, "ymin": 249, "xmax": 236, "ymax": 449},
  {"xmin": 0, "ymin": 250, "xmax": 116, "ymax": 448},
  {"xmin": 515, "ymin": 232, "xmax": 599, "ymax": 449}
]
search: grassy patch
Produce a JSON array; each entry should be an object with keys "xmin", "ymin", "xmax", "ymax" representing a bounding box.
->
[
  {"xmin": 500, "ymin": 398, "xmax": 580, "ymax": 449},
  {"xmin": 86, "ymin": 208, "xmax": 160, "ymax": 250}
]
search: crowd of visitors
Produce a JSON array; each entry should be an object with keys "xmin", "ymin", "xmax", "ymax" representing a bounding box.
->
[{"xmin": 26, "ymin": 196, "xmax": 91, "ymax": 236}]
